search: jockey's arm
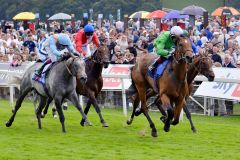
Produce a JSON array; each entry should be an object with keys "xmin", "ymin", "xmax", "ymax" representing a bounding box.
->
[
  {"xmin": 153, "ymin": 33, "xmax": 169, "ymax": 57},
  {"xmin": 75, "ymin": 31, "xmax": 83, "ymax": 53},
  {"xmin": 49, "ymin": 37, "xmax": 61, "ymax": 57},
  {"xmin": 92, "ymin": 32, "xmax": 100, "ymax": 47}
]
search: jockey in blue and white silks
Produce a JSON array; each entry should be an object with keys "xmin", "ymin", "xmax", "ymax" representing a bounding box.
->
[
  {"xmin": 38, "ymin": 37, "xmax": 48, "ymax": 61},
  {"xmin": 34, "ymin": 33, "xmax": 75, "ymax": 77}
]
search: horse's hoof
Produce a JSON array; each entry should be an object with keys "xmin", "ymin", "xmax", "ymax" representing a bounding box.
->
[
  {"xmin": 160, "ymin": 116, "xmax": 167, "ymax": 124},
  {"xmin": 80, "ymin": 119, "xmax": 85, "ymax": 126},
  {"xmin": 164, "ymin": 125, "xmax": 170, "ymax": 132},
  {"xmin": 134, "ymin": 109, "xmax": 142, "ymax": 116},
  {"xmin": 151, "ymin": 131, "xmax": 158, "ymax": 137},
  {"xmin": 63, "ymin": 106, "xmax": 68, "ymax": 110},
  {"xmin": 6, "ymin": 121, "xmax": 12, "ymax": 127},
  {"xmin": 11, "ymin": 109, "xmax": 15, "ymax": 113},
  {"xmin": 62, "ymin": 130, "xmax": 66, "ymax": 133},
  {"xmin": 84, "ymin": 120, "xmax": 92, "ymax": 126},
  {"xmin": 192, "ymin": 128, "xmax": 197, "ymax": 133},
  {"xmin": 126, "ymin": 119, "xmax": 132, "ymax": 125},
  {"xmin": 102, "ymin": 122, "xmax": 109, "ymax": 127},
  {"xmin": 171, "ymin": 120, "xmax": 179, "ymax": 125},
  {"xmin": 41, "ymin": 113, "xmax": 45, "ymax": 118}
]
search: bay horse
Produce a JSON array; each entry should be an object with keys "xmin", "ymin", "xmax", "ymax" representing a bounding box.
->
[
  {"xmin": 127, "ymin": 52, "xmax": 215, "ymax": 133},
  {"xmin": 6, "ymin": 54, "xmax": 91, "ymax": 132},
  {"xmin": 41, "ymin": 44, "xmax": 110, "ymax": 127},
  {"xmin": 130, "ymin": 35, "xmax": 193, "ymax": 137}
]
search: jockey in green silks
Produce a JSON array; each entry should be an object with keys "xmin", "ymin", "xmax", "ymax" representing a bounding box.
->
[{"xmin": 148, "ymin": 26, "xmax": 184, "ymax": 71}]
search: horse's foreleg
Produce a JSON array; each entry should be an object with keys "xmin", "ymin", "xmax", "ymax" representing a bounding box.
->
[
  {"xmin": 160, "ymin": 94, "xmax": 173, "ymax": 132},
  {"xmin": 54, "ymin": 96, "xmax": 66, "ymax": 133},
  {"xmin": 172, "ymin": 99, "xmax": 186, "ymax": 126},
  {"xmin": 36, "ymin": 96, "xmax": 47, "ymax": 129},
  {"xmin": 80, "ymin": 100, "xmax": 92, "ymax": 126},
  {"xmin": 154, "ymin": 98, "xmax": 167, "ymax": 124},
  {"xmin": 183, "ymin": 106, "xmax": 197, "ymax": 133},
  {"xmin": 68, "ymin": 92, "xmax": 91, "ymax": 126},
  {"xmin": 127, "ymin": 93, "xmax": 140, "ymax": 125},
  {"xmin": 6, "ymin": 87, "xmax": 31, "ymax": 127}
]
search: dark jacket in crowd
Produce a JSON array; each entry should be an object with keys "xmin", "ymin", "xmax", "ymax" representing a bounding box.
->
[
  {"xmin": 223, "ymin": 62, "xmax": 236, "ymax": 68},
  {"xmin": 211, "ymin": 53, "xmax": 222, "ymax": 64},
  {"xmin": 127, "ymin": 46, "xmax": 137, "ymax": 57}
]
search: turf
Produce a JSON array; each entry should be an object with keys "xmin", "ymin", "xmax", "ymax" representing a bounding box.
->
[{"xmin": 0, "ymin": 100, "xmax": 239, "ymax": 160}]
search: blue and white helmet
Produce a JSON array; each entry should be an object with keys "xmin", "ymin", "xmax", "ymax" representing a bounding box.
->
[
  {"xmin": 84, "ymin": 24, "xmax": 94, "ymax": 33},
  {"xmin": 57, "ymin": 34, "xmax": 72, "ymax": 46}
]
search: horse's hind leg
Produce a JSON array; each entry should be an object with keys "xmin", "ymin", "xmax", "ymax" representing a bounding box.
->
[
  {"xmin": 183, "ymin": 106, "xmax": 197, "ymax": 133},
  {"xmin": 91, "ymin": 97, "xmax": 108, "ymax": 127},
  {"xmin": 80, "ymin": 100, "xmax": 92, "ymax": 126},
  {"xmin": 126, "ymin": 93, "xmax": 140, "ymax": 125},
  {"xmin": 6, "ymin": 87, "xmax": 32, "ymax": 127},
  {"xmin": 68, "ymin": 92, "xmax": 91, "ymax": 126},
  {"xmin": 41, "ymin": 98, "xmax": 53, "ymax": 118},
  {"xmin": 137, "ymin": 85, "xmax": 157, "ymax": 137},
  {"xmin": 36, "ymin": 96, "xmax": 47, "ymax": 129}
]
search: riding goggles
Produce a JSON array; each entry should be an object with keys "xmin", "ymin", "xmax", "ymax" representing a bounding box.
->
[{"xmin": 85, "ymin": 32, "xmax": 93, "ymax": 36}]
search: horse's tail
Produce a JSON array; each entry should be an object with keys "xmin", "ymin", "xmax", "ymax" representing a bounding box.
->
[{"xmin": 128, "ymin": 66, "xmax": 137, "ymax": 95}]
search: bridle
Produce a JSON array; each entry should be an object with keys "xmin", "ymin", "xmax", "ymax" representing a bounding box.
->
[
  {"xmin": 91, "ymin": 46, "xmax": 110, "ymax": 64},
  {"xmin": 172, "ymin": 38, "xmax": 193, "ymax": 64},
  {"xmin": 64, "ymin": 57, "xmax": 79, "ymax": 76}
]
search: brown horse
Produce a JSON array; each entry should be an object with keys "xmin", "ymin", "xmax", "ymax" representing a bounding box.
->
[
  {"xmin": 41, "ymin": 44, "xmax": 110, "ymax": 127},
  {"xmin": 127, "ymin": 52, "xmax": 215, "ymax": 133},
  {"xmin": 127, "ymin": 54, "xmax": 215, "ymax": 133},
  {"xmin": 130, "ymin": 35, "xmax": 193, "ymax": 137}
]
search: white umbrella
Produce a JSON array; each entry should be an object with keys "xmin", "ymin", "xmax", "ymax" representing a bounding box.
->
[{"xmin": 48, "ymin": 13, "xmax": 71, "ymax": 20}]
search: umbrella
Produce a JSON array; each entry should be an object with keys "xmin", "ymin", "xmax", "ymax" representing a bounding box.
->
[
  {"xmin": 146, "ymin": 10, "xmax": 167, "ymax": 19},
  {"xmin": 129, "ymin": 11, "xmax": 150, "ymax": 19},
  {"xmin": 181, "ymin": 5, "xmax": 207, "ymax": 16},
  {"xmin": 163, "ymin": 10, "xmax": 189, "ymax": 19},
  {"xmin": 13, "ymin": 12, "xmax": 35, "ymax": 20},
  {"xmin": 48, "ymin": 13, "xmax": 71, "ymax": 20},
  {"xmin": 211, "ymin": 6, "xmax": 240, "ymax": 16}
]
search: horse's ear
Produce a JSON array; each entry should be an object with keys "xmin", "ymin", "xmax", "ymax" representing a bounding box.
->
[{"xmin": 171, "ymin": 35, "xmax": 180, "ymax": 45}]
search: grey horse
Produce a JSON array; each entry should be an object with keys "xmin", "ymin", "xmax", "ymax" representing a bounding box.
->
[{"xmin": 6, "ymin": 55, "xmax": 91, "ymax": 132}]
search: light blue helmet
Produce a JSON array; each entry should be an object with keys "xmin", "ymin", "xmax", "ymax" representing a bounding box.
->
[
  {"xmin": 57, "ymin": 34, "xmax": 72, "ymax": 46},
  {"xmin": 84, "ymin": 24, "xmax": 94, "ymax": 33}
]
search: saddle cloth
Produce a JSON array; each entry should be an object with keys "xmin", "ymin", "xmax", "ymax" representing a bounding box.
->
[{"xmin": 148, "ymin": 59, "xmax": 169, "ymax": 80}]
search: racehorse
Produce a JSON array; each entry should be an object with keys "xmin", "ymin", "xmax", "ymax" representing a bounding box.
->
[
  {"xmin": 41, "ymin": 44, "xmax": 110, "ymax": 127},
  {"xmin": 130, "ymin": 35, "xmax": 193, "ymax": 137},
  {"xmin": 127, "ymin": 52, "xmax": 215, "ymax": 133},
  {"xmin": 6, "ymin": 54, "xmax": 91, "ymax": 132}
]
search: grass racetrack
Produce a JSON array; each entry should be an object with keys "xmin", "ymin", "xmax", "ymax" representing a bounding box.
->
[{"xmin": 0, "ymin": 100, "xmax": 240, "ymax": 160}]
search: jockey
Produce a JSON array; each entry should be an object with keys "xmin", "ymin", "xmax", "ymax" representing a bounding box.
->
[
  {"xmin": 75, "ymin": 24, "xmax": 100, "ymax": 58},
  {"xmin": 34, "ymin": 33, "xmax": 75, "ymax": 77},
  {"xmin": 37, "ymin": 31, "xmax": 48, "ymax": 62},
  {"xmin": 148, "ymin": 26, "xmax": 185, "ymax": 71}
]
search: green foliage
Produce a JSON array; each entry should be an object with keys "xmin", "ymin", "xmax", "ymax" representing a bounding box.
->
[
  {"xmin": 0, "ymin": 100, "xmax": 240, "ymax": 160},
  {"xmin": 1, "ymin": 0, "xmax": 164, "ymax": 20}
]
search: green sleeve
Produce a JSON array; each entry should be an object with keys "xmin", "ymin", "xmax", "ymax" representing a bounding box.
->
[{"xmin": 153, "ymin": 32, "xmax": 169, "ymax": 56}]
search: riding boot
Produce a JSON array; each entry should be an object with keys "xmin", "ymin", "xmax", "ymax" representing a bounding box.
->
[
  {"xmin": 35, "ymin": 59, "xmax": 51, "ymax": 77},
  {"xmin": 148, "ymin": 56, "xmax": 162, "ymax": 72}
]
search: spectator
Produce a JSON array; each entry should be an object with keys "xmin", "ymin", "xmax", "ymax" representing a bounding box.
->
[
  {"xmin": 127, "ymin": 40, "xmax": 137, "ymax": 57},
  {"xmin": 211, "ymin": 46, "xmax": 222, "ymax": 64},
  {"xmin": 23, "ymin": 34, "xmax": 36, "ymax": 53},
  {"xmin": 123, "ymin": 49, "xmax": 135, "ymax": 64},
  {"xmin": 223, "ymin": 53, "xmax": 236, "ymax": 68}
]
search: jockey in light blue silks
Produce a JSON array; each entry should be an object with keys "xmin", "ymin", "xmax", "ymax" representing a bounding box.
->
[{"xmin": 34, "ymin": 33, "xmax": 75, "ymax": 77}]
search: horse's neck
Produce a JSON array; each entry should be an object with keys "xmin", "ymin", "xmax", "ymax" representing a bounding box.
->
[
  {"xmin": 187, "ymin": 59, "xmax": 199, "ymax": 84},
  {"xmin": 171, "ymin": 61, "xmax": 188, "ymax": 83},
  {"xmin": 59, "ymin": 60, "xmax": 74, "ymax": 80},
  {"xmin": 87, "ymin": 60, "xmax": 103, "ymax": 77}
]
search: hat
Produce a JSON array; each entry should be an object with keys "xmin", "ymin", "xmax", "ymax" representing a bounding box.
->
[{"xmin": 229, "ymin": 31, "xmax": 234, "ymax": 36}]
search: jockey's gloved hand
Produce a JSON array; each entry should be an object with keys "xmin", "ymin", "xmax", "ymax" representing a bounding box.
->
[{"xmin": 169, "ymin": 48, "xmax": 175, "ymax": 55}]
